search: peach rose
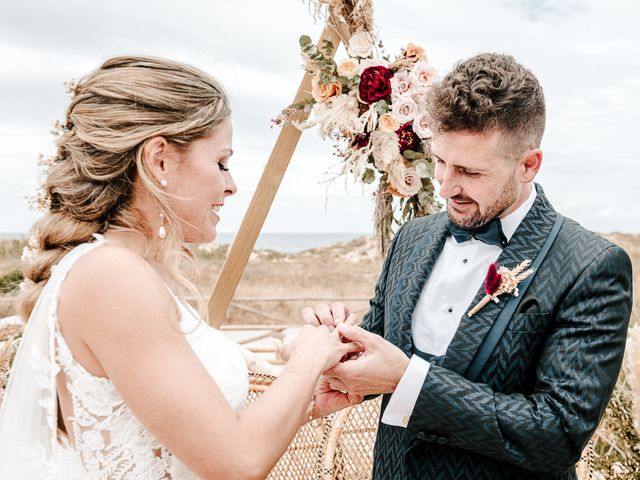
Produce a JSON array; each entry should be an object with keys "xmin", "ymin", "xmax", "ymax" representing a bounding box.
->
[
  {"xmin": 402, "ymin": 43, "xmax": 427, "ymax": 62},
  {"xmin": 379, "ymin": 113, "xmax": 399, "ymax": 133},
  {"xmin": 337, "ymin": 58, "xmax": 359, "ymax": 78},
  {"xmin": 312, "ymin": 76, "xmax": 343, "ymax": 103}
]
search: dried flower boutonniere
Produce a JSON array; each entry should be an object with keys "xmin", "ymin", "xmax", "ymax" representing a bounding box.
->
[{"xmin": 467, "ymin": 260, "xmax": 535, "ymax": 317}]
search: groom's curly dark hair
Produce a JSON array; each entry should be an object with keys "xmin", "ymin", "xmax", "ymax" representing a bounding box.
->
[{"xmin": 427, "ymin": 53, "xmax": 546, "ymax": 157}]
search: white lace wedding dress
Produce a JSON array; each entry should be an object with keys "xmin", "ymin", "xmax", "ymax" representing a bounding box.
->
[{"xmin": 0, "ymin": 235, "xmax": 250, "ymax": 479}]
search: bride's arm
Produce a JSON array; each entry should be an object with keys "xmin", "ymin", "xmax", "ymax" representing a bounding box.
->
[{"xmin": 59, "ymin": 246, "xmax": 354, "ymax": 480}]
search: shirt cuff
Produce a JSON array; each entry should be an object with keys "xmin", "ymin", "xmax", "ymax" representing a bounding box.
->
[{"xmin": 380, "ymin": 355, "xmax": 431, "ymax": 428}]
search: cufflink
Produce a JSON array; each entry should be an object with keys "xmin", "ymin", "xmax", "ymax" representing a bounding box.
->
[{"xmin": 402, "ymin": 415, "xmax": 410, "ymax": 426}]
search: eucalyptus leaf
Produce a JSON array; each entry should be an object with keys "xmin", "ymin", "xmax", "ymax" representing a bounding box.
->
[
  {"xmin": 373, "ymin": 100, "xmax": 389, "ymax": 115},
  {"xmin": 299, "ymin": 35, "xmax": 312, "ymax": 47},
  {"xmin": 322, "ymin": 39, "xmax": 334, "ymax": 55},
  {"xmin": 362, "ymin": 169, "xmax": 376, "ymax": 184},
  {"xmin": 402, "ymin": 150, "xmax": 423, "ymax": 160}
]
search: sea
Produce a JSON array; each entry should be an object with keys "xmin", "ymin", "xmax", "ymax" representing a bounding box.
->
[{"xmin": 0, "ymin": 232, "xmax": 369, "ymax": 254}]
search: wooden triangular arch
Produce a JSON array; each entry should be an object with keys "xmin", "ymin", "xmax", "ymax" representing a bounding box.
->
[{"xmin": 208, "ymin": 9, "xmax": 358, "ymax": 327}]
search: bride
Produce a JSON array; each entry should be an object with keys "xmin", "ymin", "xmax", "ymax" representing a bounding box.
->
[{"xmin": 0, "ymin": 56, "xmax": 363, "ymax": 479}]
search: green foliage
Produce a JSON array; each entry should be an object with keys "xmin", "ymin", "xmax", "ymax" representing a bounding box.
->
[
  {"xmin": 372, "ymin": 100, "xmax": 389, "ymax": 115},
  {"xmin": 402, "ymin": 149, "xmax": 424, "ymax": 161},
  {"xmin": 0, "ymin": 269, "xmax": 23, "ymax": 294},
  {"xmin": 299, "ymin": 35, "xmax": 337, "ymax": 82},
  {"xmin": 362, "ymin": 169, "xmax": 376, "ymax": 184}
]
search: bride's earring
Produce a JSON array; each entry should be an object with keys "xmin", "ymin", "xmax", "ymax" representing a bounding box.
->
[
  {"xmin": 158, "ymin": 180, "xmax": 168, "ymax": 239},
  {"xmin": 158, "ymin": 212, "xmax": 167, "ymax": 239}
]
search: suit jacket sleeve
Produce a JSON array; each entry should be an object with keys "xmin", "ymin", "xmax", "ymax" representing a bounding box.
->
[
  {"xmin": 360, "ymin": 223, "xmax": 407, "ymax": 337},
  {"xmin": 406, "ymin": 244, "xmax": 633, "ymax": 474}
]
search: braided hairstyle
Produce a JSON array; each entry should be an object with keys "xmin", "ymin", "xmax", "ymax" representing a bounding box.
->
[{"xmin": 18, "ymin": 56, "xmax": 231, "ymax": 320}]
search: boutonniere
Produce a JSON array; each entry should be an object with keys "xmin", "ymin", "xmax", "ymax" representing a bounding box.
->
[{"xmin": 467, "ymin": 260, "xmax": 535, "ymax": 317}]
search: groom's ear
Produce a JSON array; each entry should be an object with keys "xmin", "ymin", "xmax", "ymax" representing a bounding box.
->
[
  {"xmin": 519, "ymin": 148, "xmax": 542, "ymax": 182},
  {"xmin": 141, "ymin": 136, "xmax": 172, "ymax": 181}
]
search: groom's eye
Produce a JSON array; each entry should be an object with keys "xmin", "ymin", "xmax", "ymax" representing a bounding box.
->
[{"xmin": 218, "ymin": 162, "xmax": 229, "ymax": 172}]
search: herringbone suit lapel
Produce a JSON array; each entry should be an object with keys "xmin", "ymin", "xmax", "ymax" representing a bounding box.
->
[{"xmin": 440, "ymin": 184, "xmax": 558, "ymax": 376}]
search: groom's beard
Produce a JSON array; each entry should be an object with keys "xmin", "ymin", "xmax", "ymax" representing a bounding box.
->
[{"xmin": 448, "ymin": 174, "xmax": 518, "ymax": 230}]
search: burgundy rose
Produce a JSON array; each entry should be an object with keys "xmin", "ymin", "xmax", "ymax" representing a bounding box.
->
[
  {"xmin": 396, "ymin": 122, "xmax": 421, "ymax": 152},
  {"xmin": 359, "ymin": 66, "xmax": 393, "ymax": 104}
]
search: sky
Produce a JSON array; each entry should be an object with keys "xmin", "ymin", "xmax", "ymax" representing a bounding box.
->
[{"xmin": 1, "ymin": 0, "xmax": 639, "ymax": 235}]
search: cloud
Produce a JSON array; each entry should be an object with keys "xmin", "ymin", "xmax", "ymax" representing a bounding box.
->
[
  {"xmin": 501, "ymin": 0, "xmax": 588, "ymax": 21},
  {"xmin": 1, "ymin": 0, "xmax": 639, "ymax": 234}
]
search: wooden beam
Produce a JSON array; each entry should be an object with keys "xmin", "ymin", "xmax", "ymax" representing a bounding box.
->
[{"xmin": 208, "ymin": 22, "xmax": 343, "ymax": 327}]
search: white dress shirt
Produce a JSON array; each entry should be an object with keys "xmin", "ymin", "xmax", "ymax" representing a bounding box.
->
[{"xmin": 381, "ymin": 186, "xmax": 537, "ymax": 428}]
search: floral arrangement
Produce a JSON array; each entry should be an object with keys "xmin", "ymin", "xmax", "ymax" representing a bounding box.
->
[
  {"xmin": 467, "ymin": 260, "xmax": 535, "ymax": 317},
  {"xmin": 274, "ymin": 30, "xmax": 442, "ymax": 255}
]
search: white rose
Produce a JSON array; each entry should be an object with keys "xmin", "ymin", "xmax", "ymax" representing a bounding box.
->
[
  {"xmin": 337, "ymin": 58, "xmax": 359, "ymax": 78},
  {"xmin": 391, "ymin": 98, "xmax": 418, "ymax": 124},
  {"xmin": 412, "ymin": 112, "xmax": 433, "ymax": 139},
  {"xmin": 358, "ymin": 58, "xmax": 389, "ymax": 75},
  {"xmin": 411, "ymin": 61, "xmax": 438, "ymax": 90},
  {"xmin": 347, "ymin": 31, "xmax": 375, "ymax": 58},
  {"xmin": 390, "ymin": 71, "xmax": 413, "ymax": 100}
]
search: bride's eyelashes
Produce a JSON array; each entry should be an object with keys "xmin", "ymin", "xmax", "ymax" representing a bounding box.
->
[{"xmin": 218, "ymin": 161, "xmax": 229, "ymax": 172}]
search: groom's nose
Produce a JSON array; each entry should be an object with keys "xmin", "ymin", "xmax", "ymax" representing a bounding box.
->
[{"xmin": 437, "ymin": 167, "xmax": 461, "ymax": 199}]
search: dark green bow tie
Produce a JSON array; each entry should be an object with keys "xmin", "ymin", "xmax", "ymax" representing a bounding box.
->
[{"xmin": 448, "ymin": 218, "xmax": 508, "ymax": 248}]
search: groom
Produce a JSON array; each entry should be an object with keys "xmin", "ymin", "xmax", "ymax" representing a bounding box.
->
[{"xmin": 307, "ymin": 53, "xmax": 633, "ymax": 479}]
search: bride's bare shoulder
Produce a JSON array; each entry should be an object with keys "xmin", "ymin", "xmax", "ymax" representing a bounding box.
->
[{"xmin": 58, "ymin": 244, "xmax": 178, "ymax": 333}]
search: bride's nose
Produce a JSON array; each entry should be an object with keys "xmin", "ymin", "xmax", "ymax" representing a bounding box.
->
[{"xmin": 224, "ymin": 175, "xmax": 237, "ymax": 197}]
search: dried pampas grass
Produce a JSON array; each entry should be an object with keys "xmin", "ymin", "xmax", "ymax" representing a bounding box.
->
[
  {"xmin": 0, "ymin": 319, "xmax": 24, "ymax": 404},
  {"xmin": 591, "ymin": 326, "xmax": 640, "ymax": 479},
  {"xmin": 623, "ymin": 325, "xmax": 640, "ymax": 436},
  {"xmin": 308, "ymin": 0, "xmax": 374, "ymax": 41}
]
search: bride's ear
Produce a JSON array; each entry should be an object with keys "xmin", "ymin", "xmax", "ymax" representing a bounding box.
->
[{"xmin": 141, "ymin": 136, "xmax": 172, "ymax": 183}]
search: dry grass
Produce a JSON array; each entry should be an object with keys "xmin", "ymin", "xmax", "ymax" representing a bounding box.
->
[
  {"xmin": 0, "ymin": 233, "xmax": 637, "ymax": 324},
  {"xmin": 195, "ymin": 237, "xmax": 381, "ymax": 325},
  {"xmin": 603, "ymin": 234, "xmax": 640, "ymax": 326}
]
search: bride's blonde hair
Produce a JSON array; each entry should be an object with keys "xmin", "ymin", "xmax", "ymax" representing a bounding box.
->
[{"xmin": 17, "ymin": 55, "xmax": 231, "ymax": 320}]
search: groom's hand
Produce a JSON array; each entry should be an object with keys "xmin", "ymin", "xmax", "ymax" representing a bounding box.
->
[
  {"xmin": 324, "ymin": 324, "xmax": 410, "ymax": 397},
  {"xmin": 301, "ymin": 302, "xmax": 357, "ymax": 330},
  {"xmin": 312, "ymin": 377, "xmax": 364, "ymax": 419}
]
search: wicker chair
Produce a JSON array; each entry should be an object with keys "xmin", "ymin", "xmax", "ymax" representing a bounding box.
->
[
  {"xmin": 0, "ymin": 322, "xmax": 593, "ymax": 479},
  {"xmin": 248, "ymin": 372, "xmax": 594, "ymax": 480}
]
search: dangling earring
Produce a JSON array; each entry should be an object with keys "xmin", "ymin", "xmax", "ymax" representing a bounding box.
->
[
  {"xmin": 158, "ymin": 180, "xmax": 168, "ymax": 239},
  {"xmin": 158, "ymin": 212, "xmax": 167, "ymax": 239}
]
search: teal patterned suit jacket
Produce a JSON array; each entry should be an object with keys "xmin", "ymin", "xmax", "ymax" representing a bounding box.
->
[{"xmin": 361, "ymin": 185, "xmax": 633, "ymax": 479}]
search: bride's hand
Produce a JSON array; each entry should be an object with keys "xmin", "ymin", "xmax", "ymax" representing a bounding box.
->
[{"xmin": 282, "ymin": 324, "xmax": 363, "ymax": 372}]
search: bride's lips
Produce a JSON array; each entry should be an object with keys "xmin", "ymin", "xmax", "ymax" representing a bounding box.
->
[{"xmin": 210, "ymin": 204, "xmax": 222, "ymax": 220}]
